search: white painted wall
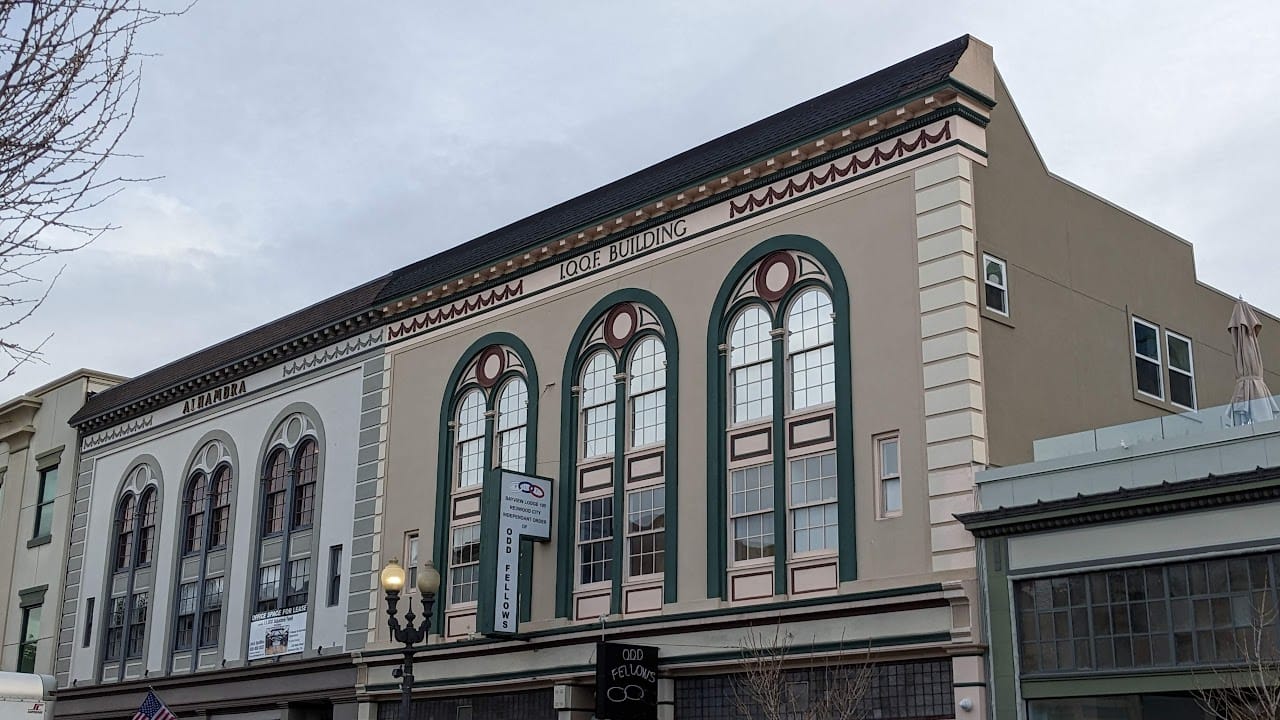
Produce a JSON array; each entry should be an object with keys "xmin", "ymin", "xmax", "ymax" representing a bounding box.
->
[{"xmin": 68, "ymin": 363, "xmax": 363, "ymax": 683}]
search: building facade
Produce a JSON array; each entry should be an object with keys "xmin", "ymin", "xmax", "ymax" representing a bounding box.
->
[
  {"xmin": 45, "ymin": 34, "xmax": 1280, "ymax": 720},
  {"xmin": 962, "ymin": 405, "xmax": 1280, "ymax": 719},
  {"xmin": 53, "ymin": 293, "xmax": 389, "ymax": 720},
  {"xmin": 0, "ymin": 370, "xmax": 124, "ymax": 675}
]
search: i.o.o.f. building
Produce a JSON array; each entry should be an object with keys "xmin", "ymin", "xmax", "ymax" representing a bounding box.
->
[{"xmin": 49, "ymin": 35, "xmax": 1280, "ymax": 720}]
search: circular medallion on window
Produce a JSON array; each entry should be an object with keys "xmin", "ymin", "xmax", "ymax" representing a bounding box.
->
[
  {"xmin": 754, "ymin": 251, "xmax": 797, "ymax": 302},
  {"xmin": 604, "ymin": 303, "xmax": 639, "ymax": 350},
  {"xmin": 475, "ymin": 345, "xmax": 506, "ymax": 388}
]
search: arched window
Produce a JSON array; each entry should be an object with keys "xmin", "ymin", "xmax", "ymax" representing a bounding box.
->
[
  {"xmin": 435, "ymin": 341, "xmax": 537, "ymax": 640},
  {"xmin": 172, "ymin": 440, "xmax": 234, "ymax": 668},
  {"xmin": 558, "ymin": 296, "xmax": 678, "ymax": 622},
  {"xmin": 136, "ymin": 489, "xmax": 157, "ymax": 565},
  {"xmin": 709, "ymin": 244, "xmax": 852, "ymax": 602},
  {"xmin": 100, "ymin": 464, "xmax": 160, "ymax": 680},
  {"xmin": 252, "ymin": 414, "xmax": 322, "ymax": 627},
  {"xmin": 113, "ymin": 495, "xmax": 136, "ymax": 571},
  {"xmin": 262, "ymin": 450, "xmax": 287, "ymax": 535},
  {"xmin": 209, "ymin": 467, "xmax": 231, "ymax": 548},
  {"xmin": 580, "ymin": 352, "xmax": 616, "ymax": 458},
  {"xmin": 292, "ymin": 439, "xmax": 318, "ymax": 528},
  {"xmin": 455, "ymin": 389, "xmax": 487, "ymax": 488},
  {"xmin": 183, "ymin": 474, "xmax": 207, "ymax": 555}
]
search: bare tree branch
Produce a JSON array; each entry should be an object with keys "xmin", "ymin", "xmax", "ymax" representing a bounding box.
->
[
  {"xmin": 0, "ymin": 0, "xmax": 191, "ymax": 381},
  {"xmin": 733, "ymin": 620, "xmax": 874, "ymax": 720},
  {"xmin": 1195, "ymin": 593, "xmax": 1280, "ymax": 720}
]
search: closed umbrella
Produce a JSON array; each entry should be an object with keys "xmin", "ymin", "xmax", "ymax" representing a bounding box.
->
[{"xmin": 1227, "ymin": 298, "xmax": 1279, "ymax": 425}]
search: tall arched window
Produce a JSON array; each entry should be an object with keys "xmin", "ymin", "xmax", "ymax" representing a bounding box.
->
[
  {"xmin": 172, "ymin": 440, "xmax": 234, "ymax": 672},
  {"xmin": 708, "ymin": 242, "xmax": 854, "ymax": 602},
  {"xmin": 435, "ymin": 340, "xmax": 537, "ymax": 641},
  {"xmin": 183, "ymin": 475, "xmax": 207, "ymax": 555},
  {"xmin": 100, "ymin": 463, "xmax": 161, "ymax": 682},
  {"xmin": 557, "ymin": 296, "xmax": 679, "ymax": 622},
  {"xmin": 252, "ymin": 414, "xmax": 322, "ymax": 631}
]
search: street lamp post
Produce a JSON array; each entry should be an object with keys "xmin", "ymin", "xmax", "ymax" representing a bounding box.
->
[{"xmin": 380, "ymin": 557, "xmax": 441, "ymax": 720}]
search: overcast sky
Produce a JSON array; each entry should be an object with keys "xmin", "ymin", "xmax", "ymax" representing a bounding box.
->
[{"xmin": 5, "ymin": 1, "xmax": 1280, "ymax": 392}]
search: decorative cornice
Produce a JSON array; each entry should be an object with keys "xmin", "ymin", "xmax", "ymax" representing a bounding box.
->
[
  {"xmin": 74, "ymin": 82, "xmax": 992, "ymax": 435},
  {"xmin": 958, "ymin": 466, "xmax": 1280, "ymax": 538},
  {"xmin": 378, "ymin": 87, "xmax": 986, "ymax": 320}
]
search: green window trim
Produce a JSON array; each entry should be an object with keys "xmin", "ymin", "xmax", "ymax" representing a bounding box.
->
[
  {"xmin": 554, "ymin": 289, "xmax": 681, "ymax": 619},
  {"xmin": 432, "ymin": 333, "xmax": 540, "ymax": 636},
  {"xmin": 705, "ymin": 235, "xmax": 856, "ymax": 600},
  {"xmin": 19, "ymin": 584, "xmax": 48, "ymax": 608}
]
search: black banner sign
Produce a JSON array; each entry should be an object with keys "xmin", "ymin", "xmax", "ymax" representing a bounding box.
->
[{"xmin": 595, "ymin": 642, "xmax": 659, "ymax": 720}]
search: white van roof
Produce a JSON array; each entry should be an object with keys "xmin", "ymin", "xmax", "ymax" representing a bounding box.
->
[{"xmin": 0, "ymin": 672, "xmax": 55, "ymax": 701}]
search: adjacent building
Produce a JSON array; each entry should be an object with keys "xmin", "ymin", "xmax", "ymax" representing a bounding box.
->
[
  {"xmin": 961, "ymin": 403, "xmax": 1280, "ymax": 719},
  {"xmin": 41, "ymin": 34, "xmax": 1280, "ymax": 720},
  {"xmin": 0, "ymin": 369, "xmax": 125, "ymax": 675}
]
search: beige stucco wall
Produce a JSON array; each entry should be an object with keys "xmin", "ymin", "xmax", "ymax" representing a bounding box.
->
[
  {"xmin": 0, "ymin": 373, "xmax": 114, "ymax": 673},
  {"xmin": 974, "ymin": 72, "xmax": 1280, "ymax": 468},
  {"xmin": 381, "ymin": 168, "xmax": 947, "ymax": 636}
]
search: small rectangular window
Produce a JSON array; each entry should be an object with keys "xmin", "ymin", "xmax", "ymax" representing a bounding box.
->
[
  {"xmin": 18, "ymin": 605, "xmax": 41, "ymax": 673},
  {"xmin": 33, "ymin": 465, "xmax": 58, "ymax": 539},
  {"xmin": 286, "ymin": 558, "xmax": 311, "ymax": 609},
  {"xmin": 577, "ymin": 498, "xmax": 614, "ymax": 584},
  {"xmin": 82, "ymin": 597, "xmax": 95, "ymax": 648},
  {"xmin": 199, "ymin": 578, "xmax": 223, "ymax": 647},
  {"xmin": 105, "ymin": 596, "xmax": 126, "ymax": 660},
  {"xmin": 1133, "ymin": 317, "xmax": 1163, "ymax": 399},
  {"xmin": 983, "ymin": 254, "xmax": 1009, "ymax": 316},
  {"xmin": 174, "ymin": 582, "xmax": 197, "ymax": 650},
  {"xmin": 327, "ymin": 545, "xmax": 343, "ymax": 607},
  {"xmin": 625, "ymin": 487, "xmax": 666, "ymax": 577},
  {"xmin": 877, "ymin": 435, "xmax": 902, "ymax": 518},
  {"xmin": 125, "ymin": 591, "xmax": 147, "ymax": 659},
  {"xmin": 450, "ymin": 524, "xmax": 482, "ymax": 604},
  {"xmin": 788, "ymin": 454, "xmax": 837, "ymax": 554},
  {"xmin": 405, "ymin": 532, "xmax": 420, "ymax": 591},
  {"xmin": 730, "ymin": 464, "xmax": 775, "ymax": 562},
  {"xmin": 1166, "ymin": 331, "xmax": 1196, "ymax": 410},
  {"xmin": 256, "ymin": 565, "xmax": 280, "ymax": 613}
]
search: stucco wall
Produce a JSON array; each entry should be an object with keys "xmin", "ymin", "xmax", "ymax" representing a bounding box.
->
[
  {"xmin": 974, "ymin": 72, "xmax": 1280, "ymax": 468},
  {"xmin": 381, "ymin": 167, "xmax": 947, "ymax": 639}
]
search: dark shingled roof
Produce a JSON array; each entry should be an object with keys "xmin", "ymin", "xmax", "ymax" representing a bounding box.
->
[
  {"xmin": 374, "ymin": 35, "xmax": 971, "ymax": 304},
  {"xmin": 71, "ymin": 35, "xmax": 972, "ymax": 428},
  {"xmin": 69, "ymin": 274, "xmax": 392, "ymax": 426}
]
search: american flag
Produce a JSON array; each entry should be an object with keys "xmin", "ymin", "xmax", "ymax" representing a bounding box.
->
[{"xmin": 133, "ymin": 691, "xmax": 177, "ymax": 720}]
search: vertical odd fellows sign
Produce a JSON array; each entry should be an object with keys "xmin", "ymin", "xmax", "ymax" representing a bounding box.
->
[
  {"xmin": 596, "ymin": 642, "xmax": 659, "ymax": 720},
  {"xmin": 477, "ymin": 470, "xmax": 553, "ymax": 635}
]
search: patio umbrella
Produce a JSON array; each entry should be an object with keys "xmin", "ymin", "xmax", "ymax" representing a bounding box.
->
[{"xmin": 1227, "ymin": 298, "xmax": 1279, "ymax": 425}]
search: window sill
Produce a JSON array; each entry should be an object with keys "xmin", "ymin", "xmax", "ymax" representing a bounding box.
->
[
  {"xmin": 981, "ymin": 307, "xmax": 1015, "ymax": 328},
  {"xmin": 27, "ymin": 534, "xmax": 51, "ymax": 549}
]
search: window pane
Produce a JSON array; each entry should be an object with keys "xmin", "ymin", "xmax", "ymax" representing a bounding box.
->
[
  {"xmin": 791, "ymin": 345, "xmax": 835, "ymax": 410},
  {"xmin": 882, "ymin": 477, "xmax": 902, "ymax": 515},
  {"xmin": 1170, "ymin": 372, "xmax": 1195, "ymax": 409},
  {"xmin": 1167, "ymin": 334, "xmax": 1192, "ymax": 372},
  {"xmin": 626, "ymin": 488, "xmax": 665, "ymax": 578},
  {"xmin": 456, "ymin": 390, "xmax": 488, "ymax": 487},
  {"xmin": 1133, "ymin": 321, "xmax": 1159, "ymax": 361},
  {"xmin": 732, "ymin": 361, "xmax": 773, "ymax": 423},
  {"xmin": 449, "ymin": 524, "xmax": 481, "ymax": 605},
  {"xmin": 985, "ymin": 284, "xmax": 1007, "ymax": 314},
  {"xmin": 786, "ymin": 289, "xmax": 834, "ymax": 354},
  {"xmin": 581, "ymin": 352, "xmax": 617, "ymax": 408},
  {"xmin": 730, "ymin": 306, "xmax": 772, "ymax": 367},
  {"xmin": 880, "ymin": 439, "xmax": 900, "ymax": 479},
  {"xmin": 497, "ymin": 378, "xmax": 528, "ymax": 471},
  {"xmin": 1136, "ymin": 357, "xmax": 1162, "ymax": 397},
  {"xmin": 582, "ymin": 352, "xmax": 617, "ymax": 458},
  {"xmin": 628, "ymin": 337, "xmax": 666, "ymax": 395},
  {"xmin": 578, "ymin": 498, "xmax": 614, "ymax": 585}
]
